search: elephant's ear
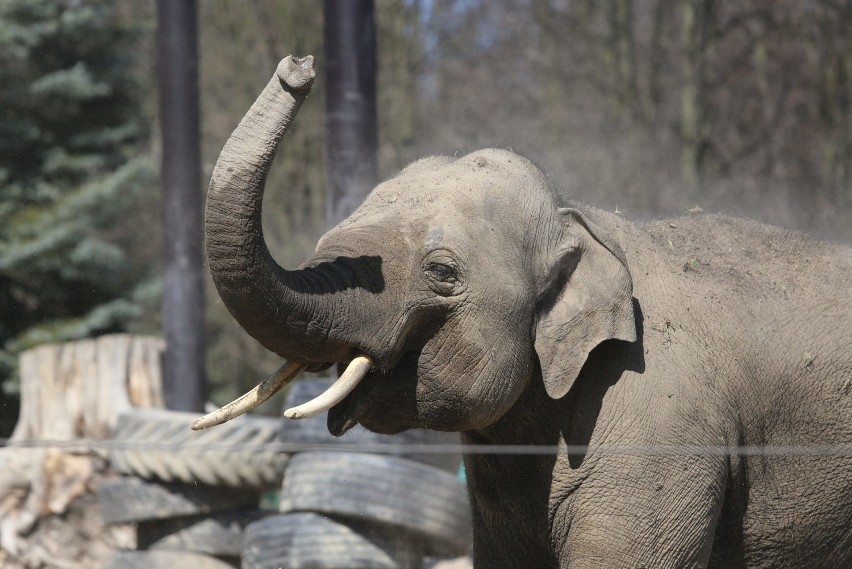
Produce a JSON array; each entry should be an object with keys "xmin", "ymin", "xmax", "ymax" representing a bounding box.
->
[{"xmin": 534, "ymin": 208, "xmax": 636, "ymax": 399}]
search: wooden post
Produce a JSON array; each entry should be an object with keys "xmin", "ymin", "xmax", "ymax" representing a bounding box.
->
[
  {"xmin": 323, "ymin": 0, "xmax": 378, "ymax": 228},
  {"xmin": 157, "ymin": 0, "xmax": 206, "ymax": 412}
]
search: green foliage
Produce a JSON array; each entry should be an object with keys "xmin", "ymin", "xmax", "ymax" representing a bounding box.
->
[{"xmin": 0, "ymin": 0, "xmax": 159, "ymax": 396}]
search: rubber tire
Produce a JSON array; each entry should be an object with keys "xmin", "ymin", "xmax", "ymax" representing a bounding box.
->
[
  {"xmin": 97, "ymin": 476, "xmax": 259, "ymax": 524},
  {"xmin": 109, "ymin": 408, "xmax": 287, "ymax": 489},
  {"xmin": 279, "ymin": 452, "xmax": 471, "ymax": 557},
  {"xmin": 137, "ymin": 509, "xmax": 267, "ymax": 557},
  {"xmin": 242, "ymin": 512, "xmax": 423, "ymax": 569},
  {"xmin": 103, "ymin": 550, "xmax": 237, "ymax": 569},
  {"xmin": 280, "ymin": 379, "xmax": 462, "ymax": 472}
]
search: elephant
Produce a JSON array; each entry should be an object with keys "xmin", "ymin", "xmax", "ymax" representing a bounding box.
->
[{"xmin": 194, "ymin": 55, "xmax": 852, "ymax": 568}]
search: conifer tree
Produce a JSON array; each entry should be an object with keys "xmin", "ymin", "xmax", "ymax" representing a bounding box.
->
[{"xmin": 0, "ymin": 0, "xmax": 158, "ymax": 407}]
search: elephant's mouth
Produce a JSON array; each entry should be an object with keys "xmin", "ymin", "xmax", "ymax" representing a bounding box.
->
[
  {"xmin": 326, "ymin": 390, "xmax": 360, "ymax": 436},
  {"xmin": 326, "ymin": 353, "xmax": 421, "ymax": 436}
]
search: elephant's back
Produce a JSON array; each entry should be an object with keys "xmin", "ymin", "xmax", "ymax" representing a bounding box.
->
[{"xmin": 642, "ymin": 214, "xmax": 852, "ymax": 306}]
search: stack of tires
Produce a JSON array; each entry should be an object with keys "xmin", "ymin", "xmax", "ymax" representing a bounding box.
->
[
  {"xmin": 242, "ymin": 378, "xmax": 472, "ymax": 569},
  {"xmin": 98, "ymin": 409, "xmax": 287, "ymax": 568}
]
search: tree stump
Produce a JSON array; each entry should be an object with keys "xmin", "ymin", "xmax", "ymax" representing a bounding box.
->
[
  {"xmin": 0, "ymin": 334, "xmax": 165, "ymax": 568},
  {"xmin": 11, "ymin": 334, "xmax": 165, "ymax": 443}
]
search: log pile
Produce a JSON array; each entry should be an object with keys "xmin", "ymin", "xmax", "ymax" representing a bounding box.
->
[{"xmin": 0, "ymin": 335, "xmax": 164, "ymax": 569}]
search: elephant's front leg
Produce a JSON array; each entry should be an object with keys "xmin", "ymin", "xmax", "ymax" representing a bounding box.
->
[
  {"xmin": 466, "ymin": 452, "xmax": 562, "ymax": 567},
  {"xmin": 552, "ymin": 454, "xmax": 728, "ymax": 568},
  {"xmin": 469, "ymin": 504, "xmax": 560, "ymax": 568}
]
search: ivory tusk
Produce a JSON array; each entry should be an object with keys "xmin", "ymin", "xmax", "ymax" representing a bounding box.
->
[
  {"xmin": 191, "ymin": 360, "xmax": 308, "ymax": 430},
  {"xmin": 283, "ymin": 355, "xmax": 372, "ymax": 420}
]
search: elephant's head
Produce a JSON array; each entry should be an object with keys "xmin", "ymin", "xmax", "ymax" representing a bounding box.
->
[{"xmin": 193, "ymin": 56, "xmax": 636, "ymax": 435}]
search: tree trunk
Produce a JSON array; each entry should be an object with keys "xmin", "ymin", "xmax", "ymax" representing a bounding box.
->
[{"xmin": 680, "ymin": 0, "xmax": 702, "ymax": 194}]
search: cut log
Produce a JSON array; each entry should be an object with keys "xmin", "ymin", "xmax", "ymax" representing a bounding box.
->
[{"xmin": 11, "ymin": 334, "xmax": 165, "ymax": 442}]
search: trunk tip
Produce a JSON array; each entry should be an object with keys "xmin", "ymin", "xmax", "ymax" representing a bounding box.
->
[{"xmin": 278, "ymin": 55, "xmax": 316, "ymax": 91}]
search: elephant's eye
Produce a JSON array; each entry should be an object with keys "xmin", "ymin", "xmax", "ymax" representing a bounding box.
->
[
  {"xmin": 425, "ymin": 262, "xmax": 457, "ymax": 282},
  {"xmin": 424, "ymin": 260, "xmax": 460, "ymax": 295}
]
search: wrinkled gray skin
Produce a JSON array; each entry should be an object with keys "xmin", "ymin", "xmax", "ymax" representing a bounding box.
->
[{"xmin": 207, "ymin": 57, "xmax": 852, "ymax": 568}]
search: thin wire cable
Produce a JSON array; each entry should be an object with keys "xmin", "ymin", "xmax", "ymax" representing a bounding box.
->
[{"xmin": 2, "ymin": 438, "xmax": 852, "ymax": 457}]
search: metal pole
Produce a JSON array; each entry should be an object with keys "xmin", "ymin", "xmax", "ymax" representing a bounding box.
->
[
  {"xmin": 157, "ymin": 0, "xmax": 206, "ymax": 411},
  {"xmin": 323, "ymin": 0, "xmax": 378, "ymax": 228}
]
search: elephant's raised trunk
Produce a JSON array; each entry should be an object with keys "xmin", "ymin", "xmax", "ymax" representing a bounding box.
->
[
  {"xmin": 205, "ymin": 56, "xmax": 351, "ymax": 363},
  {"xmin": 200, "ymin": 56, "xmax": 394, "ymax": 430}
]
